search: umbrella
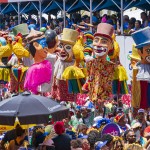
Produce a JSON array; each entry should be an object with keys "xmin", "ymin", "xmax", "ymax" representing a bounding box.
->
[{"xmin": 0, "ymin": 91, "xmax": 69, "ymax": 125}]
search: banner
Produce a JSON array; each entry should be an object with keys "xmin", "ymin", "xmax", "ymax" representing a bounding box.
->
[{"xmin": 101, "ymin": 123, "xmax": 121, "ymax": 136}]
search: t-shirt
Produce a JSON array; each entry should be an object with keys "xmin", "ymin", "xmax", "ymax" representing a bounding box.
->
[
  {"xmin": 52, "ymin": 134, "xmax": 71, "ymax": 150},
  {"xmin": 69, "ymin": 116, "xmax": 83, "ymax": 129}
]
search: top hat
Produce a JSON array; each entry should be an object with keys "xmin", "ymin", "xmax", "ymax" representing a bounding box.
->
[
  {"xmin": 129, "ymin": 44, "xmax": 141, "ymax": 61},
  {"xmin": 132, "ymin": 27, "xmax": 150, "ymax": 49},
  {"xmin": 12, "ymin": 23, "xmax": 29, "ymax": 36},
  {"xmin": 60, "ymin": 28, "xmax": 79, "ymax": 45},
  {"xmin": 94, "ymin": 23, "xmax": 114, "ymax": 41}
]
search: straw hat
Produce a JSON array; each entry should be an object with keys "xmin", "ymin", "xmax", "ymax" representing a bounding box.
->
[
  {"xmin": 129, "ymin": 44, "xmax": 141, "ymax": 61},
  {"xmin": 25, "ymin": 29, "xmax": 45, "ymax": 43},
  {"xmin": 60, "ymin": 28, "xmax": 79, "ymax": 45}
]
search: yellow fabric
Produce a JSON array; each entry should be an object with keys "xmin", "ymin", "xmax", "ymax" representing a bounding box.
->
[
  {"xmin": 62, "ymin": 66, "xmax": 85, "ymax": 80},
  {"xmin": 12, "ymin": 42, "xmax": 30, "ymax": 58},
  {"xmin": 0, "ymin": 43, "xmax": 12, "ymax": 58},
  {"xmin": 0, "ymin": 67, "xmax": 11, "ymax": 82},
  {"xmin": 113, "ymin": 65, "xmax": 128, "ymax": 81},
  {"xmin": 109, "ymin": 34, "xmax": 120, "ymax": 60},
  {"xmin": 130, "ymin": 44, "xmax": 141, "ymax": 61},
  {"xmin": 131, "ymin": 68, "xmax": 141, "ymax": 108},
  {"xmin": 73, "ymin": 36, "xmax": 84, "ymax": 61}
]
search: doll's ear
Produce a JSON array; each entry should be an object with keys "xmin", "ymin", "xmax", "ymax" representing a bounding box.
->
[{"xmin": 33, "ymin": 41, "xmax": 40, "ymax": 50}]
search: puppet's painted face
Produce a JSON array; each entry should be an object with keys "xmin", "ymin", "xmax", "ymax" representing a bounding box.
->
[
  {"xmin": 33, "ymin": 38, "xmax": 48, "ymax": 59},
  {"xmin": 57, "ymin": 42, "xmax": 73, "ymax": 61},
  {"xmin": 93, "ymin": 36, "xmax": 112, "ymax": 58},
  {"xmin": 138, "ymin": 45, "xmax": 150, "ymax": 63}
]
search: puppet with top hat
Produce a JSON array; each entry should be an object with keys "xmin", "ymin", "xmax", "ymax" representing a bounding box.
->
[
  {"xmin": 131, "ymin": 27, "xmax": 150, "ymax": 109},
  {"xmin": 82, "ymin": 23, "xmax": 115, "ymax": 101},
  {"xmin": 24, "ymin": 28, "xmax": 52, "ymax": 94},
  {"xmin": 50, "ymin": 28, "xmax": 80, "ymax": 101}
]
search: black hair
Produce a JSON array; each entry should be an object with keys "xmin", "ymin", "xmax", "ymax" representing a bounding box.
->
[
  {"xmin": 100, "ymin": 134, "xmax": 113, "ymax": 144},
  {"xmin": 124, "ymin": 129, "xmax": 133, "ymax": 142},
  {"xmin": 29, "ymin": 42, "xmax": 36, "ymax": 57},
  {"xmin": 71, "ymin": 139, "xmax": 82, "ymax": 148},
  {"xmin": 16, "ymin": 126, "xmax": 25, "ymax": 137},
  {"xmin": 87, "ymin": 130, "xmax": 100, "ymax": 149},
  {"xmin": 135, "ymin": 20, "xmax": 141, "ymax": 26},
  {"xmin": 139, "ymin": 47, "xmax": 143, "ymax": 53}
]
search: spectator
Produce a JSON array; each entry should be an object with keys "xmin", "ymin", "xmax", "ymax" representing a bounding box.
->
[
  {"xmin": 53, "ymin": 121, "xmax": 71, "ymax": 150},
  {"xmin": 141, "ymin": 12, "xmax": 148, "ymax": 28}
]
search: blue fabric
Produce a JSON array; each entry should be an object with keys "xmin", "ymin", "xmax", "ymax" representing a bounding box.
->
[{"xmin": 36, "ymin": 38, "xmax": 48, "ymax": 48}]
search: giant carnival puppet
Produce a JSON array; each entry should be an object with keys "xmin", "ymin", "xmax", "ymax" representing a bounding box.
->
[
  {"xmin": 131, "ymin": 27, "xmax": 150, "ymax": 109},
  {"xmin": 51, "ymin": 28, "xmax": 79, "ymax": 101},
  {"xmin": 82, "ymin": 23, "xmax": 115, "ymax": 101},
  {"xmin": 9, "ymin": 24, "xmax": 30, "ymax": 93},
  {"xmin": 0, "ymin": 32, "xmax": 13, "ymax": 88},
  {"xmin": 108, "ymin": 34, "xmax": 128, "ymax": 97},
  {"xmin": 129, "ymin": 44, "xmax": 141, "ymax": 108},
  {"xmin": 24, "ymin": 28, "xmax": 52, "ymax": 94}
]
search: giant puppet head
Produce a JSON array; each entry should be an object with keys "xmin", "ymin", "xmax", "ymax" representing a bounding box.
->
[
  {"xmin": 132, "ymin": 27, "xmax": 150, "ymax": 64},
  {"xmin": 93, "ymin": 23, "xmax": 114, "ymax": 59},
  {"xmin": 57, "ymin": 28, "xmax": 79, "ymax": 62},
  {"xmin": 25, "ymin": 29, "xmax": 48, "ymax": 63},
  {"xmin": 45, "ymin": 29, "xmax": 58, "ymax": 54}
]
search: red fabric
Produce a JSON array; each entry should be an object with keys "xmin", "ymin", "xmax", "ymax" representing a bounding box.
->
[
  {"xmin": 51, "ymin": 80, "xmax": 77, "ymax": 102},
  {"xmin": 140, "ymin": 81, "xmax": 148, "ymax": 109},
  {"xmin": 54, "ymin": 121, "xmax": 65, "ymax": 135}
]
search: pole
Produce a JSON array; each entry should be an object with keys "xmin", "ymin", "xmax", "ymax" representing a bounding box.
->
[
  {"xmin": 63, "ymin": 0, "xmax": 66, "ymax": 28},
  {"xmin": 120, "ymin": 0, "xmax": 124, "ymax": 35},
  {"xmin": 90, "ymin": 0, "xmax": 92, "ymax": 32},
  {"xmin": 39, "ymin": 0, "xmax": 42, "ymax": 29},
  {"xmin": 18, "ymin": 2, "xmax": 20, "ymax": 25}
]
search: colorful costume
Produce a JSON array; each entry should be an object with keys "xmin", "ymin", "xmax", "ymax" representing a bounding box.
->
[
  {"xmin": 131, "ymin": 27, "xmax": 150, "ymax": 109},
  {"xmin": 24, "ymin": 29, "xmax": 52, "ymax": 94},
  {"xmin": 51, "ymin": 28, "xmax": 79, "ymax": 101},
  {"xmin": 108, "ymin": 34, "xmax": 128, "ymax": 95},
  {"xmin": 83, "ymin": 23, "xmax": 115, "ymax": 101},
  {"xmin": 62, "ymin": 36, "xmax": 86, "ymax": 94},
  {"xmin": 129, "ymin": 45, "xmax": 141, "ymax": 108}
]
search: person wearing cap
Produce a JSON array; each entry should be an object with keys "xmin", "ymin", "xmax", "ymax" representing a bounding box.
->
[
  {"xmin": 94, "ymin": 141, "xmax": 108, "ymax": 150},
  {"xmin": 50, "ymin": 28, "xmax": 79, "ymax": 101},
  {"xmin": 133, "ymin": 109, "xmax": 148, "ymax": 136},
  {"xmin": 131, "ymin": 121, "xmax": 147, "ymax": 146},
  {"xmin": 82, "ymin": 23, "xmax": 115, "ymax": 102},
  {"xmin": 114, "ymin": 113, "xmax": 130, "ymax": 132},
  {"xmin": 52, "ymin": 121, "xmax": 71, "ymax": 150},
  {"xmin": 131, "ymin": 27, "xmax": 150, "ymax": 109}
]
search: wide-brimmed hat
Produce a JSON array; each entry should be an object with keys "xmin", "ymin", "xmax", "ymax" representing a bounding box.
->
[
  {"xmin": 129, "ymin": 44, "xmax": 141, "ymax": 61},
  {"xmin": 25, "ymin": 29, "xmax": 45, "ymax": 43},
  {"xmin": 94, "ymin": 23, "xmax": 114, "ymax": 41},
  {"xmin": 59, "ymin": 28, "xmax": 79, "ymax": 45},
  {"xmin": 12, "ymin": 23, "xmax": 29, "ymax": 36},
  {"xmin": 132, "ymin": 26, "xmax": 150, "ymax": 49}
]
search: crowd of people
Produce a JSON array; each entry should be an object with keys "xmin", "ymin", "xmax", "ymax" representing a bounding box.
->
[
  {"xmin": 0, "ymin": 11, "xmax": 150, "ymax": 35},
  {"xmin": 1, "ymin": 99, "xmax": 150, "ymax": 150}
]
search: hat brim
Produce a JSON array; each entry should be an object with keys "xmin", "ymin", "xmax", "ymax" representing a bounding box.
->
[
  {"xmin": 27, "ymin": 35, "xmax": 45, "ymax": 43},
  {"xmin": 135, "ymin": 41, "xmax": 150, "ymax": 49},
  {"xmin": 129, "ymin": 55, "xmax": 141, "ymax": 61},
  {"xmin": 59, "ymin": 39, "xmax": 75, "ymax": 45},
  {"xmin": 94, "ymin": 33, "xmax": 112, "ymax": 41}
]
